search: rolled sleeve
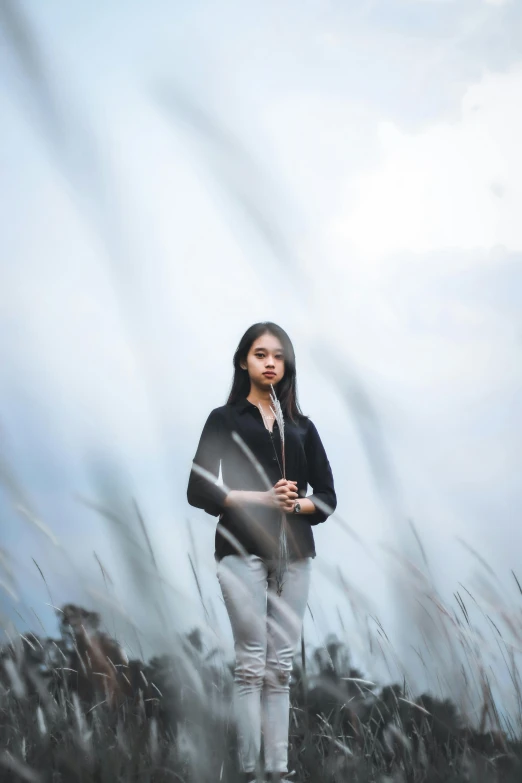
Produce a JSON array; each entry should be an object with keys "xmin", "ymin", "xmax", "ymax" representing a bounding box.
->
[
  {"xmin": 187, "ymin": 409, "xmax": 228, "ymax": 517},
  {"xmin": 304, "ymin": 419, "xmax": 337, "ymax": 525}
]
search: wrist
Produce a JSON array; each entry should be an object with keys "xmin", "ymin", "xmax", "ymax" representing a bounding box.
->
[
  {"xmin": 262, "ymin": 489, "xmax": 276, "ymax": 507},
  {"xmin": 224, "ymin": 490, "xmax": 237, "ymax": 507},
  {"xmin": 225, "ymin": 490, "xmax": 272, "ymax": 507}
]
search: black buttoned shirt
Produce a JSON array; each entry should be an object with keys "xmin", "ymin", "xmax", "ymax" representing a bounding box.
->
[{"xmin": 187, "ymin": 396, "xmax": 337, "ymax": 561}]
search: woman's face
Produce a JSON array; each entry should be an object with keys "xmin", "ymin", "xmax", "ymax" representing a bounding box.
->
[{"xmin": 241, "ymin": 332, "xmax": 285, "ymax": 389}]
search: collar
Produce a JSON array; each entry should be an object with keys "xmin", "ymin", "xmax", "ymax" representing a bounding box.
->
[
  {"xmin": 234, "ymin": 396, "xmax": 258, "ymax": 415},
  {"xmin": 234, "ymin": 396, "xmax": 287, "ymax": 420}
]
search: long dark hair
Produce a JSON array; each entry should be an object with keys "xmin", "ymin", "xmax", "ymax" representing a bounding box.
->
[{"xmin": 227, "ymin": 322, "xmax": 306, "ymax": 423}]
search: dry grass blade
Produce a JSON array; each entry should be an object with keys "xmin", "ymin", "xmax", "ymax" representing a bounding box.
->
[
  {"xmin": 17, "ymin": 506, "xmax": 59, "ymax": 546},
  {"xmin": 268, "ymin": 383, "xmax": 286, "ymax": 478},
  {"xmin": 398, "ymin": 697, "xmax": 431, "ymax": 716},
  {"xmin": 230, "ymin": 431, "xmax": 272, "ymax": 490},
  {"xmin": 154, "ymin": 81, "xmax": 302, "ymax": 279},
  {"xmin": 456, "ymin": 537, "xmax": 499, "ymax": 581},
  {"xmin": 0, "ymin": 577, "xmax": 18, "ymax": 601},
  {"xmin": 93, "ymin": 551, "xmax": 114, "ymax": 587},
  {"xmin": 0, "ymin": 752, "xmax": 42, "ymax": 783},
  {"xmin": 264, "ymin": 386, "xmax": 288, "ymax": 596},
  {"xmin": 191, "ymin": 457, "xmax": 274, "ymax": 553}
]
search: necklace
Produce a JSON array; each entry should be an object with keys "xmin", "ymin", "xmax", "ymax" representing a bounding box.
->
[{"xmin": 257, "ymin": 401, "xmax": 275, "ymax": 427}]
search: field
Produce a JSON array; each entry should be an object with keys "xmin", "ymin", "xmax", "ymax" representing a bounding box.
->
[{"xmin": 2, "ymin": 568, "xmax": 522, "ymax": 783}]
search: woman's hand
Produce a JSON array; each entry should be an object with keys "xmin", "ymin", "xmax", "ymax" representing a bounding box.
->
[
  {"xmin": 224, "ymin": 481, "xmax": 300, "ymax": 512},
  {"xmin": 268, "ymin": 479, "xmax": 298, "ymax": 513}
]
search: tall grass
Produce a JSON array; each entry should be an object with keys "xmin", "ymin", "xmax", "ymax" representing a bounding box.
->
[{"xmin": 2, "ymin": 531, "xmax": 522, "ymax": 782}]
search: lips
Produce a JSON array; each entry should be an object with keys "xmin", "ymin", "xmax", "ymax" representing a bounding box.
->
[{"xmin": 263, "ymin": 372, "xmax": 276, "ymax": 378}]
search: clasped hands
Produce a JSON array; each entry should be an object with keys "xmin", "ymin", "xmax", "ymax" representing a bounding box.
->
[
  {"xmin": 268, "ymin": 478, "xmax": 299, "ymax": 513},
  {"xmin": 223, "ymin": 480, "xmax": 300, "ymax": 513}
]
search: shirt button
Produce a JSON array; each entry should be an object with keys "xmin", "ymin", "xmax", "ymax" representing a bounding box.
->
[{"xmin": 273, "ymin": 456, "xmax": 277, "ymax": 461}]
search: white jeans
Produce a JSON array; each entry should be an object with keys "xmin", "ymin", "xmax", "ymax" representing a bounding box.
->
[{"xmin": 217, "ymin": 554, "xmax": 312, "ymax": 775}]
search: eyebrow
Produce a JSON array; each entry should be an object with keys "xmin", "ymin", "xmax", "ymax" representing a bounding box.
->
[{"xmin": 253, "ymin": 347, "xmax": 284, "ymax": 352}]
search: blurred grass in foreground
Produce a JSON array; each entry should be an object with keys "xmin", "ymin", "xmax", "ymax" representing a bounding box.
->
[{"xmin": 2, "ymin": 502, "xmax": 522, "ymax": 783}]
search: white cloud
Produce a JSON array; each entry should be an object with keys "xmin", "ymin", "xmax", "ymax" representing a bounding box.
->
[{"xmin": 335, "ymin": 64, "xmax": 522, "ymax": 258}]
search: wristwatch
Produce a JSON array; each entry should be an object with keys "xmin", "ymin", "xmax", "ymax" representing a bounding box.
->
[{"xmin": 293, "ymin": 501, "xmax": 301, "ymax": 514}]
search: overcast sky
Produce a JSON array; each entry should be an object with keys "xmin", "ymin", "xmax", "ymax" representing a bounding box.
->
[{"xmin": 1, "ymin": 0, "xmax": 521, "ymax": 711}]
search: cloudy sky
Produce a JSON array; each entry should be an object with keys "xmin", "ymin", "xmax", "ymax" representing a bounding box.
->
[{"xmin": 1, "ymin": 0, "xmax": 521, "ymax": 707}]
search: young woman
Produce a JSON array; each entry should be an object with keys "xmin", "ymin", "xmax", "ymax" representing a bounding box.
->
[{"xmin": 187, "ymin": 322, "xmax": 337, "ymax": 782}]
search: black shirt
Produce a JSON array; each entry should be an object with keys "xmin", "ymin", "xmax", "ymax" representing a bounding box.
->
[{"xmin": 186, "ymin": 396, "xmax": 337, "ymax": 561}]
